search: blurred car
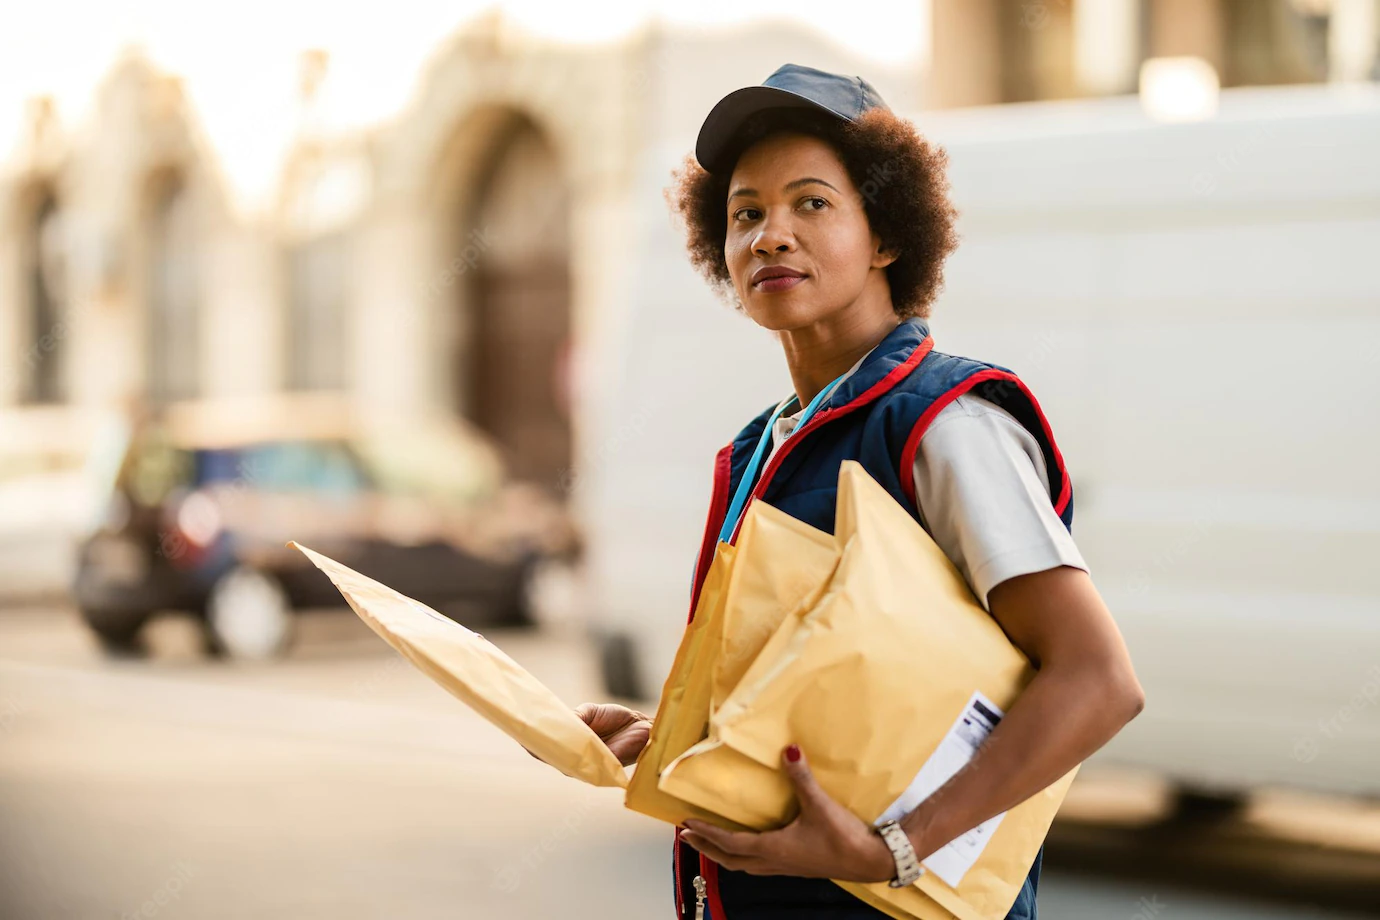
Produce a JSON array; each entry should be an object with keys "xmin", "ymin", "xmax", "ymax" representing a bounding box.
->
[{"xmin": 72, "ymin": 392, "xmax": 580, "ymax": 659}]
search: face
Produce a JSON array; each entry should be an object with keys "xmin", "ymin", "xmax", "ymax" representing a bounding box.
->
[{"xmin": 724, "ymin": 131, "xmax": 895, "ymax": 332}]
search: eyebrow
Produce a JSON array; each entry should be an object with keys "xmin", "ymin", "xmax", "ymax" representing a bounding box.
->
[{"xmin": 728, "ymin": 177, "xmax": 841, "ymax": 202}]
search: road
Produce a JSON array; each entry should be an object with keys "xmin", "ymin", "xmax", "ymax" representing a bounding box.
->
[{"xmin": 0, "ymin": 605, "xmax": 1375, "ymax": 920}]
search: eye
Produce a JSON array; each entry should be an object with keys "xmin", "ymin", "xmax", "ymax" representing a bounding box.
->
[
  {"xmin": 800, "ymin": 196, "xmax": 828, "ymax": 211},
  {"xmin": 732, "ymin": 207, "xmax": 761, "ymax": 222}
]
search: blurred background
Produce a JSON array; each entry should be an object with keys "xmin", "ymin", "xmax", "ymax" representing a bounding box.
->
[{"xmin": 2, "ymin": 1, "xmax": 1378, "ymax": 918}]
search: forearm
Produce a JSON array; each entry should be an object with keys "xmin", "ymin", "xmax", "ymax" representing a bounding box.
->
[{"xmin": 897, "ymin": 661, "xmax": 1143, "ymax": 859}]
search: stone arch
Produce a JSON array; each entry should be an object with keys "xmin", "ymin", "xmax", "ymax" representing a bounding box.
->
[
  {"xmin": 373, "ymin": 23, "xmax": 637, "ymax": 487},
  {"xmin": 432, "ymin": 104, "xmax": 573, "ymax": 489}
]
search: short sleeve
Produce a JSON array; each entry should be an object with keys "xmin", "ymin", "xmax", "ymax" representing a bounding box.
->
[{"xmin": 912, "ymin": 393, "xmax": 1088, "ymax": 610}]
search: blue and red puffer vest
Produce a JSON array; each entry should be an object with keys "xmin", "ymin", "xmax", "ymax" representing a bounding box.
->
[{"xmin": 672, "ymin": 317, "xmax": 1073, "ymax": 920}]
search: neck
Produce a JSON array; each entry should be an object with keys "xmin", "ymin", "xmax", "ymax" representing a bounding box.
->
[{"xmin": 779, "ymin": 307, "xmax": 903, "ymax": 410}]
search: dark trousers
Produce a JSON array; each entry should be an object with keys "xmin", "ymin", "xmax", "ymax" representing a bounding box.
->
[{"xmin": 679, "ymin": 843, "xmax": 1042, "ymax": 920}]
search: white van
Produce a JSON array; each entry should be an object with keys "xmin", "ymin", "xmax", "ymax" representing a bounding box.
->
[{"xmin": 584, "ymin": 83, "xmax": 1380, "ymax": 806}]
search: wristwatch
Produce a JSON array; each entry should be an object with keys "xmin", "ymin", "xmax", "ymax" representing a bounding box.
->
[{"xmin": 875, "ymin": 819, "xmax": 924, "ymax": 888}]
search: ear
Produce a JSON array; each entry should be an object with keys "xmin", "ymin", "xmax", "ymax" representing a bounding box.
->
[{"xmin": 871, "ymin": 237, "xmax": 899, "ymax": 270}]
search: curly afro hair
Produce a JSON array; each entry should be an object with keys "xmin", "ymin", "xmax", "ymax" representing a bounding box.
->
[{"xmin": 666, "ymin": 106, "xmax": 959, "ymax": 319}]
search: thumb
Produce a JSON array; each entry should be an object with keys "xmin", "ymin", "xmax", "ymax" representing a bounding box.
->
[{"xmin": 781, "ymin": 743, "xmax": 826, "ymax": 810}]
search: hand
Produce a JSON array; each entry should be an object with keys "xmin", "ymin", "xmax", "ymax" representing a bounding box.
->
[
  {"xmin": 575, "ymin": 702, "xmax": 653, "ymax": 767},
  {"xmin": 680, "ymin": 744, "xmax": 897, "ymax": 883}
]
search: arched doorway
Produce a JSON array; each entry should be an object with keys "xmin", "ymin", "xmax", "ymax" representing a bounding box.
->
[
  {"xmin": 459, "ymin": 116, "xmax": 572, "ymax": 491},
  {"xmin": 145, "ymin": 173, "xmax": 200, "ymax": 406},
  {"xmin": 20, "ymin": 189, "xmax": 66, "ymax": 405}
]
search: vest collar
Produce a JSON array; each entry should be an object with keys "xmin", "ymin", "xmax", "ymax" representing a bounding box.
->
[
  {"xmin": 814, "ymin": 316, "xmax": 930, "ymax": 412},
  {"xmin": 731, "ymin": 316, "xmax": 933, "ymax": 454}
]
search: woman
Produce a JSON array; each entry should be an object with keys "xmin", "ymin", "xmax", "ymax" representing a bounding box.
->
[{"xmin": 575, "ymin": 63, "xmax": 1145, "ymax": 920}]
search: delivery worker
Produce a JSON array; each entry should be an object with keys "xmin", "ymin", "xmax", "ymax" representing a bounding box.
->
[{"xmin": 575, "ymin": 63, "xmax": 1145, "ymax": 920}]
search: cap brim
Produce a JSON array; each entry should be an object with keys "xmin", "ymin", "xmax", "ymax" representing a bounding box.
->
[{"xmin": 695, "ymin": 84, "xmax": 849, "ymax": 175}]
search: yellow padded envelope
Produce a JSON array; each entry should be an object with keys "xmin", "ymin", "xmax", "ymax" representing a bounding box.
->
[
  {"xmin": 624, "ymin": 501, "xmax": 845, "ymax": 831},
  {"xmin": 656, "ymin": 462, "xmax": 1079, "ymax": 920},
  {"xmin": 293, "ymin": 455, "xmax": 1078, "ymax": 920},
  {"xmin": 289, "ymin": 541, "xmax": 629, "ymax": 790},
  {"xmin": 622, "ymin": 540, "xmax": 751, "ymax": 828}
]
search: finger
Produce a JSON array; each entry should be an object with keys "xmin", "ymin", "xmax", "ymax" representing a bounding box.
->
[
  {"xmin": 682, "ymin": 820, "xmax": 761, "ymax": 858},
  {"xmin": 626, "ymin": 719, "xmax": 653, "ymax": 747},
  {"xmin": 609, "ymin": 721, "xmax": 652, "ymax": 765},
  {"xmin": 781, "ymin": 744, "xmax": 827, "ymax": 811},
  {"xmin": 680, "ymin": 832, "xmax": 767, "ymax": 872},
  {"xmin": 608, "ymin": 719, "xmax": 651, "ymax": 744},
  {"xmin": 575, "ymin": 703, "xmax": 634, "ymax": 738},
  {"xmin": 689, "ymin": 821, "xmax": 830, "ymax": 880}
]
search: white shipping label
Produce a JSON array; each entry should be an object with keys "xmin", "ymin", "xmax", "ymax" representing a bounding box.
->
[{"xmin": 875, "ymin": 690, "xmax": 1007, "ymax": 888}]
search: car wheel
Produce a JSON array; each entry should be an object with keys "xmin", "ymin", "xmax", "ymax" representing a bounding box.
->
[
  {"xmin": 504, "ymin": 555, "xmax": 546, "ymax": 628},
  {"xmin": 87, "ymin": 617, "xmax": 147, "ymax": 658},
  {"xmin": 205, "ymin": 566, "xmax": 294, "ymax": 661}
]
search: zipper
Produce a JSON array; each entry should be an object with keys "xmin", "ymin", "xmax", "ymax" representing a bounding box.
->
[{"xmin": 693, "ymin": 874, "xmax": 707, "ymax": 920}]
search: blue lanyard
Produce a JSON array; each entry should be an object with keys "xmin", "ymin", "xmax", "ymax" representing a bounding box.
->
[{"xmin": 717, "ymin": 370, "xmax": 849, "ymax": 545}]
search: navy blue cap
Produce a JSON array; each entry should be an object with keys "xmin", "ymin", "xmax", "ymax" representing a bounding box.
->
[{"xmin": 695, "ymin": 63, "xmax": 890, "ymax": 175}]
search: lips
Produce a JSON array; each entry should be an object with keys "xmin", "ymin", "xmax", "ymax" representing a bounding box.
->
[{"xmin": 751, "ymin": 266, "xmax": 807, "ymax": 286}]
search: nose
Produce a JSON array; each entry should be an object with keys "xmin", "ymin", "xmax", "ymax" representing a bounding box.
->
[{"xmin": 752, "ymin": 210, "xmax": 796, "ymax": 256}]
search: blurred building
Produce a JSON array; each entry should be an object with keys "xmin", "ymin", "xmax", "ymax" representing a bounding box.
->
[
  {"xmin": 2, "ymin": 1, "xmax": 1376, "ymax": 485},
  {"xmin": 0, "ymin": 12, "xmax": 913, "ymax": 492},
  {"xmin": 1, "ymin": 0, "xmax": 1378, "ymax": 603},
  {"xmin": 928, "ymin": 0, "xmax": 1377, "ymax": 107},
  {"xmin": 2, "ymin": 0, "xmax": 1379, "ymax": 804}
]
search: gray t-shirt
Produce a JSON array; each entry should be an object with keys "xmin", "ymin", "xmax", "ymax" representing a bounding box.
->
[{"xmin": 765, "ymin": 351, "xmax": 1087, "ymax": 611}]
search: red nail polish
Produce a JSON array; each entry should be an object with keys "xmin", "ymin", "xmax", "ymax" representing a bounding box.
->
[{"xmin": 785, "ymin": 744, "xmax": 801, "ymax": 762}]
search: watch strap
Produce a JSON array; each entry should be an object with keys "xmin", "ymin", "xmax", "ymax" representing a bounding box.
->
[{"xmin": 876, "ymin": 819, "xmax": 924, "ymax": 888}]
